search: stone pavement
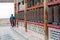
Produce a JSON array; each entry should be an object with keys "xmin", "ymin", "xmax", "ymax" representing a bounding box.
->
[
  {"xmin": 0, "ymin": 26, "xmax": 41, "ymax": 40},
  {"xmin": 0, "ymin": 26, "xmax": 26, "ymax": 40},
  {"xmin": 12, "ymin": 26, "xmax": 40, "ymax": 40}
]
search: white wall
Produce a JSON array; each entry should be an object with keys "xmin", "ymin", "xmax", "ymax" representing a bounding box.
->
[
  {"xmin": 0, "ymin": 3, "xmax": 14, "ymax": 19},
  {"xmin": 19, "ymin": 0, "xmax": 25, "ymax": 10}
]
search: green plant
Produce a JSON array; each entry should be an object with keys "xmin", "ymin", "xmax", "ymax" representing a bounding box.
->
[{"xmin": 22, "ymin": 0, "xmax": 24, "ymax": 5}]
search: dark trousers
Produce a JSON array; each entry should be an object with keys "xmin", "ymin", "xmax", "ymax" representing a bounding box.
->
[{"xmin": 10, "ymin": 21, "xmax": 14, "ymax": 27}]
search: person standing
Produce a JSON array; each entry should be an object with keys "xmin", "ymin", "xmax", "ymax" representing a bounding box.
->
[{"xmin": 10, "ymin": 14, "xmax": 15, "ymax": 27}]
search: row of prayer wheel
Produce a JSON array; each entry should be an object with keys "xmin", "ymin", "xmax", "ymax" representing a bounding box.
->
[{"xmin": 17, "ymin": 4, "xmax": 60, "ymax": 26}]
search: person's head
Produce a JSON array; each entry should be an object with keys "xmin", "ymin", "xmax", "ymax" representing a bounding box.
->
[{"xmin": 11, "ymin": 14, "xmax": 13, "ymax": 16}]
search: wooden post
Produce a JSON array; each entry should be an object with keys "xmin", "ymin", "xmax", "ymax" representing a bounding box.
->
[
  {"xmin": 14, "ymin": 0, "xmax": 16, "ymax": 26},
  {"xmin": 16, "ymin": 1, "xmax": 20, "ymax": 27},
  {"xmin": 18, "ymin": 2, "xmax": 20, "ymax": 11},
  {"xmin": 24, "ymin": 0, "xmax": 27, "ymax": 32},
  {"xmin": 16, "ymin": 0, "xmax": 19, "ymax": 27},
  {"xmin": 14, "ymin": 0, "xmax": 19, "ymax": 27},
  {"xmin": 44, "ymin": 0, "xmax": 48, "ymax": 40}
]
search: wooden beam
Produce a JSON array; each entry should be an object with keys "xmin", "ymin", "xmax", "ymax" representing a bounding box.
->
[
  {"xmin": 16, "ymin": 1, "xmax": 21, "ymax": 27},
  {"xmin": 16, "ymin": 0, "xmax": 19, "ymax": 27},
  {"xmin": 14, "ymin": 0, "xmax": 19, "ymax": 27},
  {"xmin": 44, "ymin": 0, "xmax": 48, "ymax": 40},
  {"xmin": 14, "ymin": 0, "xmax": 16, "ymax": 26},
  {"xmin": 24, "ymin": 0, "xmax": 27, "ymax": 32}
]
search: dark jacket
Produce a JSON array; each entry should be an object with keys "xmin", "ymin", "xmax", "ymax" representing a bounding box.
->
[{"xmin": 10, "ymin": 15, "xmax": 15, "ymax": 22}]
